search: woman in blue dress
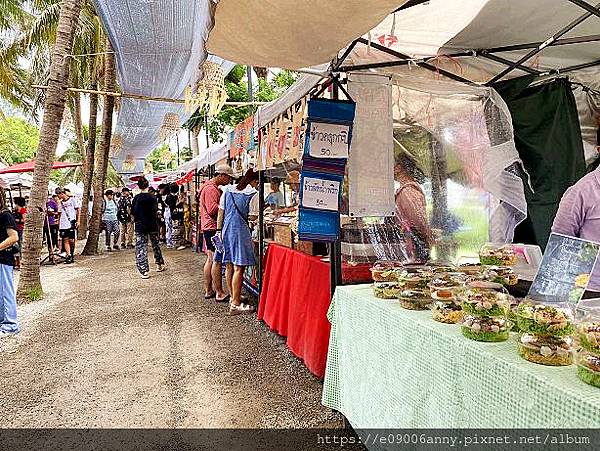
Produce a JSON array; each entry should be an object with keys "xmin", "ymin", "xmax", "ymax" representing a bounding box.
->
[{"xmin": 217, "ymin": 169, "xmax": 259, "ymax": 315}]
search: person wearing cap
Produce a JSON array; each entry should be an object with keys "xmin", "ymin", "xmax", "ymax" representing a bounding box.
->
[
  {"xmin": 118, "ymin": 187, "xmax": 134, "ymax": 249},
  {"xmin": 199, "ymin": 163, "xmax": 234, "ymax": 301},
  {"xmin": 57, "ymin": 188, "xmax": 79, "ymax": 264},
  {"xmin": 273, "ymin": 170, "xmax": 300, "ymax": 215},
  {"xmin": 102, "ymin": 189, "xmax": 120, "ymax": 252}
]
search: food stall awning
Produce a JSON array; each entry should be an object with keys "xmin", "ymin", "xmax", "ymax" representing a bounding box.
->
[
  {"xmin": 344, "ymin": 0, "xmax": 600, "ymax": 82},
  {"xmin": 207, "ymin": 0, "xmax": 410, "ymax": 69},
  {"xmin": 0, "ymin": 160, "xmax": 82, "ymax": 174},
  {"xmin": 177, "ymin": 142, "xmax": 228, "ymax": 172}
]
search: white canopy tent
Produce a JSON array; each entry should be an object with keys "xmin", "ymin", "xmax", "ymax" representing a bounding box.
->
[{"xmin": 176, "ymin": 142, "xmax": 228, "ymax": 172}]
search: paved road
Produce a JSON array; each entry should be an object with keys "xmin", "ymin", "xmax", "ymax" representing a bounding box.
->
[{"xmin": 0, "ymin": 246, "xmax": 338, "ymax": 429}]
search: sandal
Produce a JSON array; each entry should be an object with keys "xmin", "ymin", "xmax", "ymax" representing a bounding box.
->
[
  {"xmin": 229, "ymin": 303, "xmax": 255, "ymax": 316},
  {"xmin": 204, "ymin": 292, "xmax": 216, "ymax": 299},
  {"xmin": 216, "ymin": 295, "xmax": 230, "ymax": 303}
]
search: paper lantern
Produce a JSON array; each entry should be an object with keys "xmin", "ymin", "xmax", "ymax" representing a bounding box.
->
[{"xmin": 185, "ymin": 61, "xmax": 228, "ymax": 117}]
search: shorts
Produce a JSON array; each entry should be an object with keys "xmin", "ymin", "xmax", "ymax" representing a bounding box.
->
[
  {"xmin": 59, "ymin": 228, "xmax": 76, "ymax": 240},
  {"xmin": 202, "ymin": 230, "xmax": 217, "ymax": 252}
]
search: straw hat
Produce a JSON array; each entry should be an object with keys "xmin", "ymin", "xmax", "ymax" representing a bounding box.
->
[{"xmin": 215, "ymin": 163, "xmax": 234, "ymax": 177}]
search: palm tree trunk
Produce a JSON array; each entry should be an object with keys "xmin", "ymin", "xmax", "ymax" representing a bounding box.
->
[
  {"xmin": 82, "ymin": 44, "xmax": 115, "ymax": 255},
  {"xmin": 71, "ymin": 92, "xmax": 85, "ymax": 158},
  {"xmin": 190, "ymin": 125, "xmax": 200, "ymax": 158},
  {"xmin": 79, "ymin": 88, "xmax": 98, "ymax": 238},
  {"xmin": 16, "ymin": 0, "xmax": 82, "ymax": 302}
]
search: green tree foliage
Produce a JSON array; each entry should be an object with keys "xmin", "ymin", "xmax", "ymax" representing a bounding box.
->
[
  {"xmin": 146, "ymin": 143, "xmax": 192, "ymax": 172},
  {"xmin": 0, "ymin": 116, "xmax": 40, "ymax": 165},
  {"xmin": 184, "ymin": 65, "xmax": 298, "ymax": 143},
  {"xmin": 52, "ymin": 125, "xmax": 122, "ymax": 187}
]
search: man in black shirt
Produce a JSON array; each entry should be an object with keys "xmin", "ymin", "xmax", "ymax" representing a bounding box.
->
[
  {"xmin": 0, "ymin": 205, "xmax": 20, "ymax": 337},
  {"xmin": 131, "ymin": 177, "xmax": 165, "ymax": 279}
]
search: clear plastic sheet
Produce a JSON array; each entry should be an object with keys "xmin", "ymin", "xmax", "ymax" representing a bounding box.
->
[{"xmin": 341, "ymin": 75, "xmax": 527, "ymax": 268}]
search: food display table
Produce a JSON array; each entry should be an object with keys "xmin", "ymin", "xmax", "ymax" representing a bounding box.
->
[
  {"xmin": 258, "ymin": 243, "xmax": 332, "ymax": 378},
  {"xmin": 322, "ymin": 284, "xmax": 600, "ymax": 429}
]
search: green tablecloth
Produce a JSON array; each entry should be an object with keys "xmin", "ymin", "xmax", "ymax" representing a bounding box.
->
[{"xmin": 322, "ymin": 285, "xmax": 600, "ymax": 428}]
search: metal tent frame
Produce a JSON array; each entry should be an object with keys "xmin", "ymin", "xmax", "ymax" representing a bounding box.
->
[{"xmin": 335, "ymin": 0, "xmax": 600, "ymax": 86}]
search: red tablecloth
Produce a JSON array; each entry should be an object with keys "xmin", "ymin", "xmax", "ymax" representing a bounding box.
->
[{"xmin": 258, "ymin": 244, "xmax": 331, "ymax": 379}]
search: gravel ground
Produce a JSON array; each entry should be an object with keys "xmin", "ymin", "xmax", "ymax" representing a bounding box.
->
[{"xmin": 0, "ymin": 244, "xmax": 343, "ymax": 430}]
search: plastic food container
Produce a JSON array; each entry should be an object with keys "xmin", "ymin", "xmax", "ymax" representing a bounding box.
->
[
  {"xmin": 431, "ymin": 300, "xmax": 463, "ymax": 324},
  {"xmin": 577, "ymin": 351, "xmax": 600, "ymax": 388},
  {"xmin": 518, "ymin": 333, "xmax": 574, "ymax": 366},
  {"xmin": 370, "ymin": 261, "xmax": 402, "ymax": 282},
  {"xmin": 461, "ymin": 315, "xmax": 510, "ymax": 342},
  {"xmin": 458, "ymin": 263, "xmax": 484, "ymax": 276},
  {"xmin": 372, "ymin": 282, "xmax": 402, "ymax": 299},
  {"xmin": 397, "ymin": 271, "xmax": 432, "ymax": 289},
  {"xmin": 484, "ymin": 266, "xmax": 518, "ymax": 286},
  {"xmin": 578, "ymin": 322, "xmax": 600, "ymax": 353},
  {"xmin": 516, "ymin": 302, "xmax": 575, "ymax": 337},
  {"xmin": 398, "ymin": 288, "xmax": 431, "ymax": 310},
  {"xmin": 460, "ymin": 288, "xmax": 509, "ymax": 317},
  {"xmin": 479, "ymin": 243, "xmax": 518, "ymax": 266}
]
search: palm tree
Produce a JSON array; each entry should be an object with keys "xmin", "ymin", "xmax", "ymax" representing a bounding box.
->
[
  {"xmin": 82, "ymin": 42, "xmax": 115, "ymax": 255},
  {"xmin": 16, "ymin": 0, "xmax": 82, "ymax": 301},
  {"xmin": 78, "ymin": 89, "xmax": 97, "ymax": 237}
]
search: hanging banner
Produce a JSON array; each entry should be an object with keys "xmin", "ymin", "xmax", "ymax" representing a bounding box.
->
[
  {"xmin": 289, "ymin": 99, "xmax": 306, "ymax": 162},
  {"xmin": 229, "ymin": 114, "xmax": 254, "ymax": 159},
  {"xmin": 266, "ymin": 123, "xmax": 276, "ymax": 168},
  {"xmin": 298, "ymin": 98, "xmax": 356, "ymax": 242},
  {"xmin": 347, "ymin": 73, "xmax": 395, "ymax": 217}
]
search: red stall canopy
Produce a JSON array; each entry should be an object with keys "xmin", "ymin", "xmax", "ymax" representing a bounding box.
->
[{"xmin": 0, "ymin": 160, "xmax": 82, "ymax": 174}]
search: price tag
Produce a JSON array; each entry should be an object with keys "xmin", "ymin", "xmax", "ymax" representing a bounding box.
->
[
  {"xmin": 308, "ymin": 122, "xmax": 350, "ymax": 159},
  {"xmin": 301, "ymin": 177, "xmax": 340, "ymax": 211}
]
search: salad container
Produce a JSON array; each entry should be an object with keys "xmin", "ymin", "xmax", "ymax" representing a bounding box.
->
[
  {"xmin": 370, "ymin": 261, "xmax": 402, "ymax": 282},
  {"xmin": 398, "ymin": 288, "xmax": 431, "ymax": 310},
  {"xmin": 518, "ymin": 333, "xmax": 574, "ymax": 366},
  {"xmin": 479, "ymin": 243, "xmax": 518, "ymax": 266},
  {"xmin": 373, "ymin": 282, "xmax": 402, "ymax": 299},
  {"xmin": 461, "ymin": 315, "xmax": 510, "ymax": 342},
  {"xmin": 577, "ymin": 351, "xmax": 600, "ymax": 388},
  {"xmin": 516, "ymin": 302, "xmax": 575, "ymax": 337},
  {"xmin": 431, "ymin": 300, "xmax": 463, "ymax": 324}
]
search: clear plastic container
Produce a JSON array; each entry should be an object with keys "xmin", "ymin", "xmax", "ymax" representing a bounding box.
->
[
  {"xmin": 483, "ymin": 266, "xmax": 518, "ymax": 286},
  {"xmin": 460, "ymin": 288, "xmax": 509, "ymax": 317},
  {"xmin": 577, "ymin": 322, "xmax": 600, "ymax": 354},
  {"xmin": 518, "ymin": 333, "xmax": 574, "ymax": 366},
  {"xmin": 461, "ymin": 315, "xmax": 510, "ymax": 342},
  {"xmin": 370, "ymin": 260, "xmax": 402, "ymax": 282},
  {"xmin": 516, "ymin": 301, "xmax": 575, "ymax": 337},
  {"xmin": 398, "ymin": 288, "xmax": 431, "ymax": 310},
  {"xmin": 372, "ymin": 282, "xmax": 402, "ymax": 299},
  {"xmin": 479, "ymin": 243, "xmax": 518, "ymax": 266},
  {"xmin": 397, "ymin": 271, "xmax": 432, "ymax": 289},
  {"xmin": 577, "ymin": 351, "xmax": 600, "ymax": 388},
  {"xmin": 431, "ymin": 300, "xmax": 463, "ymax": 324}
]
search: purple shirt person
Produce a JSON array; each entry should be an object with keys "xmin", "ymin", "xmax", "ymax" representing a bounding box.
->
[
  {"xmin": 47, "ymin": 198, "xmax": 59, "ymax": 226},
  {"xmin": 552, "ymin": 166, "xmax": 600, "ymax": 292}
]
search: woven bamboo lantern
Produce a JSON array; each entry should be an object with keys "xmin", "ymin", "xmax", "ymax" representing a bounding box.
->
[
  {"xmin": 110, "ymin": 134, "xmax": 123, "ymax": 157},
  {"xmin": 159, "ymin": 113, "xmax": 180, "ymax": 141},
  {"xmin": 185, "ymin": 61, "xmax": 228, "ymax": 116},
  {"xmin": 122, "ymin": 154, "xmax": 137, "ymax": 172}
]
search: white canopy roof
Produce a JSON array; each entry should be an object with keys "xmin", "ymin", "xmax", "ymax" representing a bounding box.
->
[
  {"xmin": 207, "ymin": 0, "xmax": 409, "ymax": 69},
  {"xmin": 177, "ymin": 142, "xmax": 228, "ymax": 172},
  {"xmin": 345, "ymin": 0, "xmax": 600, "ymax": 84}
]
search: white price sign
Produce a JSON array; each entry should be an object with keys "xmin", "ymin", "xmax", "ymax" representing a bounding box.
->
[
  {"xmin": 301, "ymin": 177, "xmax": 340, "ymax": 211},
  {"xmin": 308, "ymin": 122, "xmax": 350, "ymax": 159}
]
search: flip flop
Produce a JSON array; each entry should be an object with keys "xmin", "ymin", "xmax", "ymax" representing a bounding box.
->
[{"xmin": 204, "ymin": 292, "xmax": 216, "ymax": 299}]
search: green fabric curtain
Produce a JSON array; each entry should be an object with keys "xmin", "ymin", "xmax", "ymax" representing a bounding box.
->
[{"xmin": 496, "ymin": 76, "xmax": 586, "ymax": 249}]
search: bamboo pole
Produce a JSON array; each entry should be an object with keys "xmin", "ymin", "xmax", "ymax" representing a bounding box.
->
[{"xmin": 30, "ymin": 85, "xmax": 267, "ymax": 106}]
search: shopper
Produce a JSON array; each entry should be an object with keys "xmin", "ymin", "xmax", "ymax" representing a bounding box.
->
[
  {"xmin": 131, "ymin": 177, "xmax": 165, "ymax": 279},
  {"xmin": 156, "ymin": 184, "xmax": 167, "ymax": 243},
  {"xmin": 102, "ymin": 190, "xmax": 120, "ymax": 252},
  {"xmin": 0, "ymin": 199, "xmax": 19, "ymax": 338},
  {"xmin": 163, "ymin": 184, "xmax": 175, "ymax": 249},
  {"xmin": 57, "ymin": 188, "xmax": 79, "ymax": 264},
  {"xmin": 199, "ymin": 164, "xmax": 234, "ymax": 301},
  {"xmin": 44, "ymin": 194, "xmax": 60, "ymax": 254},
  {"xmin": 218, "ymin": 168, "xmax": 260, "ymax": 315},
  {"xmin": 12, "ymin": 197, "xmax": 26, "ymax": 270},
  {"xmin": 118, "ymin": 187, "xmax": 134, "ymax": 249}
]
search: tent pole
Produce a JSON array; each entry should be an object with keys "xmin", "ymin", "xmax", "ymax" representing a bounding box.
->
[
  {"xmin": 329, "ymin": 81, "xmax": 343, "ymax": 298},
  {"xmin": 486, "ymin": 1, "xmax": 600, "ymax": 85},
  {"xmin": 568, "ymin": 0, "xmax": 600, "ymax": 18},
  {"xmin": 355, "ymin": 38, "xmax": 475, "ymax": 85},
  {"xmin": 557, "ymin": 58, "xmax": 600, "ymax": 73},
  {"xmin": 257, "ymin": 167, "xmax": 265, "ymax": 303},
  {"xmin": 334, "ymin": 39, "xmax": 359, "ymax": 70},
  {"xmin": 478, "ymin": 53, "xmax": 541, "ymax": 75},
  {"xmin": 485, "ymin": 33, "xmax": 600, "ymax": 53}
]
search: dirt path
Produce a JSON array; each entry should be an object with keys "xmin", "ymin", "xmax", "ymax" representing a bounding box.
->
[{"xmin": 0, "ymin": 246, "xmax": 339, "ymax": 428}]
